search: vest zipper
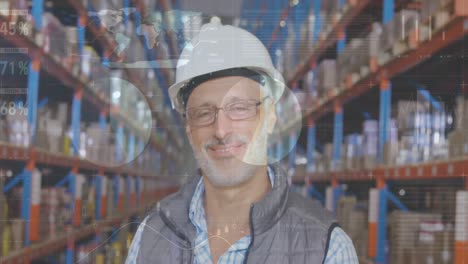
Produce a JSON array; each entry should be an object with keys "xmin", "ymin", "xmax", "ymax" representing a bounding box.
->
[
  {"xmin": 243, "ymin": 204, "xmax": 255, "ymax": 264},
  {"xmin": 160, "ymin": 210, "xmax": 193, "ymax": 263}
]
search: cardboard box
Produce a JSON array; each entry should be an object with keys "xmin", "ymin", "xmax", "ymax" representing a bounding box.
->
[
  {"xmin": 316, "ymin": 60, "xmax": 337, "ymax": 98},
  {"xmin": 388, "ymin": 211, "xmax": 442, "ymax": 264},
  {"xmin": 383, "ymin": 142, "xmax": 399, "ymax": 166},
  {"xmin": 397, "ymin": 10, "xmax": 419, "ymax": 41},
  {"xmin": 10, "ymin": 218, "xmax": 24, "ymax": 251},
  {"xmin": 42, "ymin": 13, "xmax": 67, "ymax": 59},
  {"xmin": 448, "ymin": 130, "xmax": 463, "ymax": 159},
  {"xmin": 354, "ymin": 228, "xmax": 368, "ymax": 258},
  {"xmin": 337, "ymin": 196, "xmax": 357, "ymax": 231},
  {"xmin": 323, "ymin": 143, "xmax": 333, "ymax": 173}
]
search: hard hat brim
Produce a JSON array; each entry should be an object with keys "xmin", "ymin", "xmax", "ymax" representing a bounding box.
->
[{"xmin": 169, "ymin": 66, "xmax": 285, "ymax": 113}]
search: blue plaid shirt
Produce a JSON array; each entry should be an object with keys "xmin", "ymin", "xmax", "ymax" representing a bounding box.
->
[{"xmin": 126, "ymin": 169, "xmax": 358, "ymax": 264}]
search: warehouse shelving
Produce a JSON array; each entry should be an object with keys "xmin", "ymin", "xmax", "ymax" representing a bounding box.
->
[
  {"xmin": 64, "ymin": 0, "xmax": 184, "ymax": 150},
  {"xmin": 0, "ymin": 0, "xmax": 184, "ymax": 263},
  {"xmin": 128, "ymin": 0, "xmax": 186, "ymax": 150},
  {"xmin": 298, "ymin": 15, "xmax": 468, "ymax": 121},
  {"xmin": 293, "ymin": 157, "xmax": 468, "ymax": 183},
  {"xmin": 0, "ymin": 209, "xmax": 141, "ymax": 264},
  {"xmin": 0, "ymin": 13, "xmax": 179, "ymax": 160},
  {"xmin": 268, "ymin": 0, "xmax": 468, "ymax": 263},
  {"xmin": 0, "ymin": 142, "xmax": 172, "ymax": 179},
  {"xmin": 0, "ymin": 186, "xmax": 177, "ymax": 264},
  {"xmin": 287, "ymin": 0, "xmax": 371, "ymax": 87}
]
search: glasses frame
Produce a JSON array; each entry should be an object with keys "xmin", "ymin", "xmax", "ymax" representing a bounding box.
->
[{"xmin": 185, "ymin": 96, "xmax": 270, "ymax": 127}]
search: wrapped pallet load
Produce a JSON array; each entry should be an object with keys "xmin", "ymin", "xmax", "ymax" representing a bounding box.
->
[
  {"xmin": 42, "ymin": 13, "xmax": 67, "ymax": 61},
  {"xmin": 316, "ymin": 60, "xmax": 337, "ymax": 98},
  {"xmin": 388, "ymin": 211, "xmax": 454, "ymax": 264}
]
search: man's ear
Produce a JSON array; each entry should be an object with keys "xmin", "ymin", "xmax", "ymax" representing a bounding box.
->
[{"xmin": 186, "ymin": 124, "xmax": 193, "ymax": 146}]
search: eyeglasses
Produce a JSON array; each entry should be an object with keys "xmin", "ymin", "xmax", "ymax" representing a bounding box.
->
[{"xmin": 185, "ymin": 97, "xmax": 269, "ymax": 127}]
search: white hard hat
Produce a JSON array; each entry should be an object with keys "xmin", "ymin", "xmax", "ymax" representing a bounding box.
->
[{"xmin": 168, "ymin": 17, "xmax": 285, "ymax": 113}]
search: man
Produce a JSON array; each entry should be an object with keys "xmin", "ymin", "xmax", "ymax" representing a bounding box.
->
[{"xmin": 126, "ymin": 17, "xmax": 358, "ymax": 264}]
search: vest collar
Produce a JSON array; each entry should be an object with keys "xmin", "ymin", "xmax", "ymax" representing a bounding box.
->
[{"xmin": 158, "ymin": 164, "xmax": 289, "ymax": 241}]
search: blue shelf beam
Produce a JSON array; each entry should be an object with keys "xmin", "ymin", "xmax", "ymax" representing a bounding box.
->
[
  {"xmin": 95, "ymin": 175, "xmax": 103, "ymax": 221},
  {"xmin": 71, "ymin": 91, "xmax": 82, "ymax": 156},
  {"xmin": 378, "ymin": 80, "xmax": 391, "ymax": 162},
  {"xmin": 333, "ymin": 103, "xmax": 343, "ymax": 170},
  {"xmin": 306, "ymin": 118, "xmax": 316, "ymax": 174},
  {"xmin": 383, "ymin": 0, "xmax": 395, "ymax": 25},
  {"xmin": 312, "ymin": 0, "xmax": 323, "ymax": 43},
  {"xmin": 307, "ymin": 185, "xmax": 324, "ymax": 204},
  {"xmin": 376, "ymin": 186, "xmax": 388, "ymax": 264},
  {"xmin": 337, "ymin": 30, "xmax": 346, "ymax": 54}
]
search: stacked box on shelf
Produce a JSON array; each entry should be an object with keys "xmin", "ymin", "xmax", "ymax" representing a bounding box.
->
[
  {"xmin": 81, "ymin": 45, "xmax": 110, "ymax": 84},
  {"xmin": 383, "ymin": 119, "xmax": 399, "ymax": 166},
  {"xmin": 5, "ymin": 188, "xmax": 26, "ymax": 252},
  {"xmin": 337, "ymin": 196, "xmax": 357, "ymax": 232},
  {"xmin": 315, "ymin": 60, "xmax": 337, "ymax": 98},
  {"xmin": 90, "ymin": 0, "xmax": 123, "ymax": 10},
  {"xmin": 336, "ymin": 196, "xmax": 368, "ymax": 258},
  {"xmin": 6, "ymin": 110, "xmax": 30, "ymax": 147},
  {"xmin": 304, "ymin": 69, "xmax": 319, "ymax": 105},
  {"xmin": 448, "ymin": 97, "xmax": 468, "ymax": 158},
  {"xmin": 312, "ymin": 152, "xmax": 323, "ymax": 174},
  {"xmin": 0, "ymin": 114, "xmax": 8, "ymax": 142},
  {"xmin": 297, "ymin": 16, "xmax": 313, "ymax": 68},
  {"xmin": 337, "ymin": 38, "xmax": 365, "ymax": 88},
  {"xmin": 39, "ymin": 187, "xmax": 73, "ymax": 239},
  {"xmin": 388, "ymin": 211, "xmax": 453, "ymax": 264},
  {"xmin": 81, "ymin": 176, "xmax": 95, "ymax": 225},
  {"xmin": 64, "ymin": 26, "xmax": 80, "ymax": 75},
  {"xmin": 37, "ymin": 102, "xmax": 69, "ymax": 153},
  {"xmin": 283, "ymin": 24, "xmax": 298, "ymax": 80},
  {"xmin": 421, "ymin": 0, "xmax": 447, "ymax": 21},
  {"xmin": 42, "ymin": 13, "xmax": 68, "ymax": 62},
  {"xmin": 363, "ymin": 23, "xmax": 383, "ymax": 73},
  {"xmin": 106, "ymin": 175, "xmax": 115, "ymax": 217},
  {"xmin": 325, "ymin": 0, "xmax": 348, "ymax": 25},
  {"xmin": 323, "ymin": 143, "xmax": 333, "ymax": 173},
  {"xmin": 344, "ymin": 133, "xmax": 364, "ymax": 171},
  {"xmin": 362, "ymin": 120, "xmax": 378, "ymax": 169},
  {"xmin": 420, "ymin": 0, "xmax": 453, "ymax": 29},
  {"xmin": 395, "ymin": 95, "xmax": 449, "ymax": 165},
  {"xmin": 412, "ymin": 222, "xmax": 453, "ymax": 264}
]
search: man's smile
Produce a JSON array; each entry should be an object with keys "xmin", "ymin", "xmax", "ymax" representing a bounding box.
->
[{"xmin": 206, "ymin": 143, "xmax": 246, "ymax": 158}]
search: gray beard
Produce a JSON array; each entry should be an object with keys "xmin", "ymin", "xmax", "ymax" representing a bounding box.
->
[{"xmin": 194, "ymin": 149, "xmax": 258, "ymax": 188}]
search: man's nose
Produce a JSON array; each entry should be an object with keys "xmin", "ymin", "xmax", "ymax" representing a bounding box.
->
[{"xmin": 214, "ymin": 110, "xmax": 232, "ymax": 140}]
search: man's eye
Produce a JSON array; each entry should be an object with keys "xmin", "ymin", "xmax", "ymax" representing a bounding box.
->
[
  {"xmin": 233, "ymin": 107, "xmax": 248, "ymax": 111},
  {"xmin": 230, "ymin": 104, "xmax": 251, "ymax": 112},
  {"xmin": 194, "ymin": 110, "xmax": 212, "ymax": 118}
]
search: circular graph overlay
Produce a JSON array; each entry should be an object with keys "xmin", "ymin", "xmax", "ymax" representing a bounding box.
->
[{"xmin": 73, "ymin": 77, "xmax": 153, "ymax": 168}]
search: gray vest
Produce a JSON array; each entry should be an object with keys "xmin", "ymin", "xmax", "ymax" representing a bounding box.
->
[{"xmin": 137, "ymin": 165, "xmax": 336, "ymax": 263}]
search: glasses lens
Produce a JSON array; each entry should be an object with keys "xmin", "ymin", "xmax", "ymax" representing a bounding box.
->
[
  {"xmin": 188, "ymin": 107, "xmax": 215, "ymax": 126},
  {"xmin": 226, "ymin": 101, "xmax": 257, "ymax": 120}
]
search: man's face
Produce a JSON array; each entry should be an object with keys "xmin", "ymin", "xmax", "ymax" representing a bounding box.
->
[{"xmin": 185, "ymin": 76, "xmax": 276, "ymax": 187}]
